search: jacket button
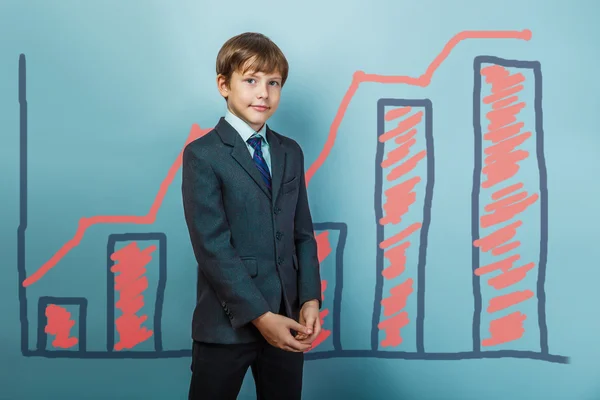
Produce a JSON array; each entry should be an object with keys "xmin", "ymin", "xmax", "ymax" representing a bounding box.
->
[
  {"xmin": 277, "ymin": 257, "xmax": 283, "ymax": 265},
  {"xmin": 274, "ymin": 207, "xmax": 281, "ymax": 215},
  {"xmin": 276, "ymin": 232, "xmax": 282, "ymax": 240}
]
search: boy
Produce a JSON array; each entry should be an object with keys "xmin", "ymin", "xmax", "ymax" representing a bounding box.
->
[{"xmin": 181, "ymin": 32, "xmax": 322, "ymax": 400}]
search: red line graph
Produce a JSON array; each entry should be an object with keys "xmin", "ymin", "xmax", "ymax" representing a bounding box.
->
[
  {"xmin": 22, "ymin": 29, "xmax": 531, "ymax": 287},
  {"xmin": 304, "ymin": 29, "xmax": 531, "ymax": 184}
]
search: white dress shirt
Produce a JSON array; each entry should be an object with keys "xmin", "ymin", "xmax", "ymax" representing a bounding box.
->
[{"xmin": 224, "ymin": 108, "xmax": 272, "ymax": 172}]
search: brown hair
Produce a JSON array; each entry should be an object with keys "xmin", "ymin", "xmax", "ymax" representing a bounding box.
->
[{"xmin": 216, "ymin": 32, "xmax": 289, "ymax": 89}]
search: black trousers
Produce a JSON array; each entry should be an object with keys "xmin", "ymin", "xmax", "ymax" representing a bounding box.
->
[{"xmin": 188, "ymin": 301, "xmax": 304, "ymax": 400}]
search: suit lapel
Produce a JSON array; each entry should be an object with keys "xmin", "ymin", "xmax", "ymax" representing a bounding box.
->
[
  {"xmin": 231, "ymin": 139, "xmax": 272, "ymax": 200},
  {"xmin": 216, "ymin": 117, "xmax": 286, "ymax": 202},
  {"xmin": 267, "ymin": 125, "xmax": 286, "ymax": 204}
]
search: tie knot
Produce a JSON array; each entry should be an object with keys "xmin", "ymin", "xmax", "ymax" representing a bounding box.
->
[{"xmin": 247, "ymin": 134, "xmax": 262, "ymax": 150}]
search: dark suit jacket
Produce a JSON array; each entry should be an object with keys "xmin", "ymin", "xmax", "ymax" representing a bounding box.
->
[{"xmin": 181, "ymin": 117, "xmax": 322, "ymax": 344}]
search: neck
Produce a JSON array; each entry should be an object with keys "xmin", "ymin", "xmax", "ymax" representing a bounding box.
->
[{"xmin": 228, "ymin": 106, "xmax": 264, "ymax": 132}]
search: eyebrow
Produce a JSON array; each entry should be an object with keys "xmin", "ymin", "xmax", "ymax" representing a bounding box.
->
[{"xmin": 245, "ymin": 73, "xmax": 282, "ymax": 80}]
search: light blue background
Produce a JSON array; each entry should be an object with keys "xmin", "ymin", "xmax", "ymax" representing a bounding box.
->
[{"xmin": 1, "ymin": 0, "xmax": 599, "ymax": 399}]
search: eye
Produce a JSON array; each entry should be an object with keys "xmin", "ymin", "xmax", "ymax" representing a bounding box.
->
[
  {"xmin": 245, "ymin": 78, "xmax": 256, "ymax": 84},
  {"xmin": 269, "ymin": 81, "xmax": 281, "ymax": 86}
]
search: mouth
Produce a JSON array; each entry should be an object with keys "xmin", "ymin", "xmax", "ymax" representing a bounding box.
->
[{"xmin": 251, "ymin": 105, "xmax": 269, "ymax": 112}]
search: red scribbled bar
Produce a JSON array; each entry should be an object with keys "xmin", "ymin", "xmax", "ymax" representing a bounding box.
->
[
  {"xmin": 45, "ymin": 304, "xmax": 78, "ymax": 349},
  {"xmin": 378, "ymin": 312, "xmax": 410, "ymax": 347},
  {"xmin": 377, "ymin": 104, "xmax": 428, "ymax": 350},
  {"xmin": 381, "ymin": 278, "xmax": 413, "ymax": 316},
  {"xmin": 474, "ymin": 64, "xmax": 540, "ymax": 348},
  {"xmin": 481, "ymin": 312, "xmax": 526, "ymax": 347},
  {"xmin": 110, "ymin": 242, "xmax": 154, "ymax": 350}
]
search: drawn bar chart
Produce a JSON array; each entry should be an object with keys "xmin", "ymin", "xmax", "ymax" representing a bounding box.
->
[{"xmin": 16, "ymin": 31, "xmax": 569, "ymax": 363}]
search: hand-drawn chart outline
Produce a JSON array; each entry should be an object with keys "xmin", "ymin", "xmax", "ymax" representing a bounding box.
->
[{"xmin": 16, "ymin": 29, "xmax": 569, "ymax": 364}]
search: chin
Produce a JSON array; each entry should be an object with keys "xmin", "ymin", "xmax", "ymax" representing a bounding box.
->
[{"xmin": 249, "ymin": 115, "xmax": 268, "ymax": 123}]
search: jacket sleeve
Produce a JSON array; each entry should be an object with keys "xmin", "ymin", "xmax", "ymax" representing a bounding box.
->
[
  {"xmin": 293, "ymin": 144, "xmax": 323, "ymax": 309},
  {"xmin": 181, "ymin": 143, "xmax": 271, "ymax": 329}
]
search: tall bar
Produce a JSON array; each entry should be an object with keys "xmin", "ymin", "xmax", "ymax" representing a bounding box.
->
[
  {"xmin": 472, "ymin": 56, "xmax": 547, "ymax": 353},
  {"xmin": 372, "ymin": 99, "xmax": 434, "ymax": 353}
]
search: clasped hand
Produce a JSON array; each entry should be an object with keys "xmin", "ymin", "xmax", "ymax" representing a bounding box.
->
[{"xmin": 252, "ymin": 299, "xmax": 321, "ymax": 352}]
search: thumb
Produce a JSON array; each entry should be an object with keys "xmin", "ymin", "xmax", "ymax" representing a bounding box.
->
[
  {"xmin": 288, "ymin": 318, "xmax": 311, "ymax": 335},
  {"xmin": 304, "ymin": 315, "xmax": 316, "ymax": 332}
]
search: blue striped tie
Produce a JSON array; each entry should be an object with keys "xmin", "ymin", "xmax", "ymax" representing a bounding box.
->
[{"xmin": 247, "ymin": 134, "xmax": 271, "ymax": 191}]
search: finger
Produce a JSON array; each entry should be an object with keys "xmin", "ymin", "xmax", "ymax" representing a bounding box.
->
[
  {"xmin": 291, "ymin": 344, "xmax": 311, "ymax": 352},
  {"xmin": 312, "ymin": 316, "xmax": 322, "ymax": 338},
  {"xmin": 295, "ymin": 321, "xmax": 308, "ymax": 338},
  {"xmin": 305, "ymin": 316, "xmax": 316, "ymax": 334},
  {"xmin": 295, "ymin": 329, "xmax": 309, "ymax": 338},
  {"xmin": 286, "ymin": 337, "xmax": 311, "ymax": 352},
  {"xmin": 299, "ymin": 315, "xmax": 306, "ymax": 326},
  {"xmin": 288, "ymin": 318, "xmax": 311, "ymax": 336},
  {"xmin": 297, "ymin": 336, "xmax": 313, "ymax": 345},
  {"xmin": 299, "ymin": 331, "xmax": 316, "ymax": 344},
  {"xmin": 302, "ymin": 317, "xmax": 321, "ymax": 344}
]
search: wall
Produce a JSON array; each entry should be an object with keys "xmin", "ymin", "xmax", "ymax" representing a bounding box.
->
[{"xmin": 1, "ymin": 0, "xmax": 599, "ymax": 399}]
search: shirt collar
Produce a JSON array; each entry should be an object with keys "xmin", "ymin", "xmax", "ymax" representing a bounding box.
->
[{"xmin": 225, "ymin": 108, "xmax": 268, "ymax": 144}]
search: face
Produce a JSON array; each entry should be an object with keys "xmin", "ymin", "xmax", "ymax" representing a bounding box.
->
[{"xmin": 217, "ymin": 66, "xmax": 283, "ymax": 132}]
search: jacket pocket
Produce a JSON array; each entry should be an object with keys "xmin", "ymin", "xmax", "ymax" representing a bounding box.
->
[
  {"xmin": 282, "ymin": 176, "xmax": 298, "ymax": 194},
  {"xmin": 240, "ymin": 256, "xmax": 258, "ymax": 277}
]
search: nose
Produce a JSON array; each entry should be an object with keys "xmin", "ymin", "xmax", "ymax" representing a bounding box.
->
[{"xmin": 257, "ymin": 83, "xmax": 269, "ymax": 99}]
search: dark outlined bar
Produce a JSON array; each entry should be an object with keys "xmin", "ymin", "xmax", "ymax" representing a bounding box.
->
[
  {"xmin": 310, "ymin": 222, "xmax": 347, "ymax": 353},
  {"xmin": 372, "ymin": 99, "xmax": 434, "ymax": 353},
  {"xmin": 472, "ymin": 56, "xmax": 548, "ymax": 354},
  {"xmin": 37, "ymin": 296, "xmax": 87, "ymax": 353},
  {"xmin": 107, "ymin": 233, "xmax": 167, "ymax": 352}
]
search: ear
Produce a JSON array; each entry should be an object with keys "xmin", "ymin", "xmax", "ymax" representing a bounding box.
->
[{"xmin": 216, "ymin": 74, "xmax": 229, "ymax": 98}]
